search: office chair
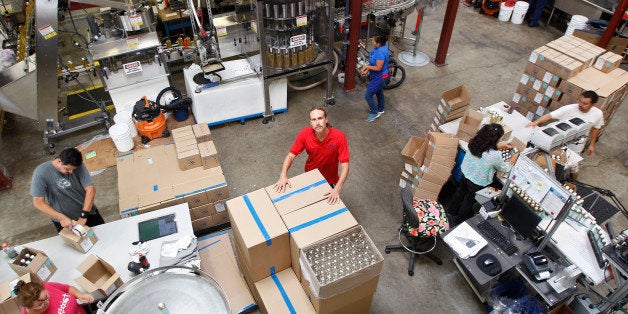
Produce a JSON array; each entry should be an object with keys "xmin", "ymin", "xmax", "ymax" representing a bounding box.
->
[{"xmin": 385, "ymin": 187, "xmax": 450, "ymax": 276}]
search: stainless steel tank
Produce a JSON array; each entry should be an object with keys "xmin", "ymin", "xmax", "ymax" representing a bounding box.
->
[{"xmin": 98, "ymin": 266, "xmax": 230, "ymax": 313}]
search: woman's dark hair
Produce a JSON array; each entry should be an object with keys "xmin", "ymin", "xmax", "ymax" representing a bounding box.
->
[
  {"xmin": 374, "ymin": 34, "xmax": 388, "ymax": 46},
  {"xmin": 468, "ymin": 123, "xmax": 504, "ymax": 158},
  {"xmin": 15, "ymin": 280, "xmax": 44, "ymax": 308},
  {"xmin": 58, "ymin": 147, "xmax": 83, "ymax": 167}
]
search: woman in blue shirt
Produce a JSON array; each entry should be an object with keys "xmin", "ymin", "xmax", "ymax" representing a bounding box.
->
[
  {"xmin": 447, "ymin": 124, "xmax": 515, "ymax": 225},
  {"xmin": 360, "ymin": 35, "xmax": 389, "ymax": 123}
]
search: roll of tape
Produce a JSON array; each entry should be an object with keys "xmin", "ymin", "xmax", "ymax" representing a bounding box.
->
[{"xmin": 72, "ymin": 224, "xmax": 87, "ymax": 237}]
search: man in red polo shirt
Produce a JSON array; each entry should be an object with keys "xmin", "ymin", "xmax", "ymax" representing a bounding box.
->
[{"xmin": 274, "ymin": 106, "xmax": 350, "ymax": 204}]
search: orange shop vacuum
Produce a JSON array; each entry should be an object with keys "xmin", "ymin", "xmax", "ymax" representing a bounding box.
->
[{"xmin": 132, "ymin": 96, "xmax": 170, "ymax": 143}]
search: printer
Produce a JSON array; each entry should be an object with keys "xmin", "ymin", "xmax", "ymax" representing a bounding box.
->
[
  {"xmin": 550, "ymin": 120, "xmax": 577, "ymax": 145},
  {"xmin": 530, "ymin": 125, "xmax": 564, "ymax": 152},
  {"xmin": 566, "ymin": 117, "xmax": 591, "ymax": 140},
  {"xmin": 523, "ymin": 252, "xmax": 552, "ymax": 281}
]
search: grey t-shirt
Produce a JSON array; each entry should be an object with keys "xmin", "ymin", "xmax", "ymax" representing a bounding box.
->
[{"xmin": 30, "ymin": 161, "xmax": 97, "ymax": 221}]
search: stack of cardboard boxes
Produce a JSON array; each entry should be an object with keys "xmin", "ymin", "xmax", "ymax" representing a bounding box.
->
[
  {"xmin": 172, "ymin": 124, "xmax": 218, "ymax": 171},
  {"xmin": 400, "ymin": 132, "xmax": 458, "ymax": 200},
  {"xmin": 429, "ymin": 85, "xmax": 472, "ymax": 132},
  {"xmin": 511, "ymin": 35, "xmax": 626, "ymax": 127},
  {"xmin": 227, "ymin": 170, "xmax": 383, "ymax": 314},
  {"xmin": 117, "ymin": 123, "xmax": 230, "ymax": 233}
]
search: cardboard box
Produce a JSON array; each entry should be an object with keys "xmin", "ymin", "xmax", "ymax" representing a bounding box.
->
[
  {"xmin": 255, "ymin": 268, "xmax": 315, "ymax": 314},
  {"xmin": 59, "ymin": 226, "xmax": 98, "ymax": 253},
  {"xmin": 197, "ymin": 231, "xmax": 256, "ymax": 314},
  {"xmin": 594, "ymin": 51, "xmax": 622, "ymax": 73},
  {"xmin": 190, "ymin": 202, "xmax": 218, "ymax": 220},
  {"xmin": 0, "ymin": 273, "xmax": 30, "ymax": 314},
  {"xmin": 414, "ymin": 187, "xmax": 440, "ymax": 200},
  {"xmin": 301, "ymin": 274, "xmax": 379, "ymax": 314},
  {"xmin": 264, "ymin": 169, "xmax": 329, "ymax": 216},
  {"xmin": 192, "ymin": 123, "xmax": 212, "ymax": 143},
  {"xmin": 227, "ymin": 189, "xmax": 290, "ymax": 282},
  {"xmin": 456, "ymin": 110, "xmax": 484, "ymax": 142},
  {"xmin": 8, "ymin": 248, "xmax": 56, "ymax": 282},
  {"xmin": 198, "ymin": 141, "xmax": 220, "ymax": 170},
  {"xmin": 185, "ymin": 191, "xmax": 210, "ymax": 208},
  {"xmin": 177, "ymin": 146, "xmax": 202, "ymax": 171},
  {"xmin": 441, "ymin": 85, "xmax": 472, "ymax": 111},
  {"xmin": 419, "ymin": 161, "xmax": 452, "ymax": 185},
  {"xmin": 401, "ymin": 136, "xmax": 427, "ymax": 166},
  {"xmin": 235, "ymin": 238, "xmax": 261, "ymax": 304},
  {"xmin": 573, "ymin": 29, "xmax": 628, "ymax": 56},
  {"xmin": 282, "ymin": 199, "xmax": 358, "ymax": 281},
  {"xmin": 192, "ymin": 216, "xmax": 214, "ymax": 232},
  {"xmin": 214, "ymin": 209, "xmax": 230, "ymax": 226},
  {"xmin": 171, "ymin": 125, "xmax": 193, "ymax": 136},
  {"xmin": 299, "ymin": 225, "xmax": 383, "ymax": 300},
  {"xmin": 74, "ymin": 255, "xmax": 123, "ymax": 300},
  {"xmin": 425, "ymin": 132, "xmax": 458, "ymax": 160}
]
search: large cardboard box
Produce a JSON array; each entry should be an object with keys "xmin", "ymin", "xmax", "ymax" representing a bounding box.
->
[
  {"xmin": 456, "ymin": 110, "xmax": 484, "ymax": 142},
  {"xmin": 573, "ymin": 29, "xmax": 628, "ymax": 56},
  {"xmin": 282, "ymin": 200, "xmax": 358, "ymax": 281},
  {"xmin": 8, "ymin": 248, "xmax": 56, "ymax": 282},
  {"xmin": 117, "ymin": 145, "xmax": 228, "ymax": 217},
  {"xmin": 301, "ymin": 274, "xmax": 379, "ymax": 314},
  {"xmin": 227, "ymin": 189, "xmax": 290, "ymax": 282},
  {"xmin": 0, "ymin": 273, "xmax": 30, "ymax": 314},
  {"xmin": 425, "ymin": 132, "xmax": 458, "ymax": 160},
  {"xmin": 441, "ymin": 85, "xmax": 472, "ymax": 111},
  {"xmin": 299, "ymin": 225, "xmax": 383, "ymax": 300},
  {"xmin": 59, "ymin": 226, "xmax": 98, "ymax": 253},
  {"xmin": 74, "ymin": 255, "xmax": 123, "ymax": 300},
  {"xmin": 197, "ymin": 231, "xmax": 256, "ymax": 314},
  {"xmin": 254, "ymin": 268, "xmax": 315, "ymax": 314},
  {"xmin": 594, "ymin": 51, "xmax": 622, "ymax": 73},
  {"xmin": 264, "ymin": 169, "xmax": 329, "ymax": 216},
  {"xmin": 400, "ymin": 136, "xmax": 427, "ymax": 166}
]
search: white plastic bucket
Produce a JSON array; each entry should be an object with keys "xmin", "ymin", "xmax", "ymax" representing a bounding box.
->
[
  {"xmin": 113, "ymin": 110, "xmax": 138, "ymax": 138},
  {"xmin": 498, "ymin": 3, "xmax": 514, "ymax": 22},
  {"xmin": 510, "ymin": 1, "xmax": 529, "ymax": 24},
  {"xmin": 565, "ymin": 15, "xmax": 588, "ymax": 35},
  {"xmin": 109, "ymin": 123, "xmax": 134, "ymax": 153}
]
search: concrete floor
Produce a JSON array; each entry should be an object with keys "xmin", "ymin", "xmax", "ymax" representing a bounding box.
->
[{"xmin": 2, "ymin": 5, "xmax": 627, "ymax": 313}]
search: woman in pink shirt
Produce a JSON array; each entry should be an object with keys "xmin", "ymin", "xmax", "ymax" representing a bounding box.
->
[{"xmin": 15, "ymin": 280, "xmax": 94, "ymax": 314}]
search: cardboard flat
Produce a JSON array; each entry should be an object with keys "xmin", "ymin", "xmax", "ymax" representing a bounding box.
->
[
  {"xmin": 74, "ymin": 255, "xmax": 123, "ymax": 300},
  {"xmin": 8, "ymin": 248, "xmax": 56, "ymax": 282},
  {"xmin": 301, "ymin": 274, "xmax": 379, "ymax": 314},
  {"xmin": 281, "ymin": 200, "xmax": 358, "ymax": 281},
  {"xmin": 254, "ymin": 268, "xmax": 315, "ymax": 314},
  {"xmin": 227, "ymin": 189, "xmax": 290, "ymax": 282},
  {"xmin": 59, "ymin": 226, "xmax": 98, "ymax": 253},
  {"xmin": 197, "ymin": 232, "xmax": 256, "ymax": 314},
  {"xmin": 264, "ymin": 169, "xmax": 329, "ymax": 216},
  {"xmin": 401, "ymin": 137, "xmax": 427, "ymax": 166},
  {"xmin": 78, "ymin": 137, "xmax": 118, "ymax": 173}
]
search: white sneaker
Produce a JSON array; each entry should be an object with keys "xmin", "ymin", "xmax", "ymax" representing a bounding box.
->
[{"xmin": 375, "ymin": 111, "xmax": 384, "ymax": 118}]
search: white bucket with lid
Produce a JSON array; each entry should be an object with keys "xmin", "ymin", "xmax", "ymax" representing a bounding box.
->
[
  {"xmin": 113, "ymin": 110, "xmax": 138, "ymax": 138},
  {"xmin": 510, "ymin": 1, "xmax": 529, "ymax": 24},
  {"xmin": 565, "ymin": 15, "xmax": 588, "ymax": 35},
  {"xmin": 109, "ymin": 123, "xmax": 134, "ymax": 153},
  {"xmin": 499, "ymin": 3, "xmax": 515, "ymax": 22}
]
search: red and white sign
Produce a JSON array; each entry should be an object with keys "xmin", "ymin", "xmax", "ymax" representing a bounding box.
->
[
  {"xmin": 126, "ymin": 36, "xmax": 139, "ymax": 48},
  {"xmin": 123, "ymin": 61, "xmax": 143, "ymax": 75},
  {"xmin": 289, "ymin": 34, "xmax": 306, "ymax": 48},
  {"xmin": 129, "ymin": 14, "xmax": 144, "ymax": 27},
  {"xmin": 296, "ymin": 15, "xmax": 308, "ymax": 27}
]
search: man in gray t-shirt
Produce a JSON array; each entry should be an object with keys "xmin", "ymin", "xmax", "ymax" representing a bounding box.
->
[{"xmin": 30, "ymin": 148, "xmax": 105, "ymax": 231}]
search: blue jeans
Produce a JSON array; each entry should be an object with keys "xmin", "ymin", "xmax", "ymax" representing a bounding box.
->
[
  {"xmin": 365, "ymin": 78, "xmax": 387, "ymax": 114},
  {"xmin": 527, "ymin": 0, "xmax": 548, "ymax": 25}
]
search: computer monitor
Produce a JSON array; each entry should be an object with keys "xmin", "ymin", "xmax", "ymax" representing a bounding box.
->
[{"xmin": 500, "ymin": 194, "xmax": 542, "ymax": 239}]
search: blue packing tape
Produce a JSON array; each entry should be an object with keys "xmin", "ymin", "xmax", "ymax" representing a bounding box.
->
[
  {"xmin": 271, "ymin": 270, "xmax": 296, "ymax": 314},
  {"xmin": 197, "ymin": 239, "xmax": 221, "ymax": 251},
  {"xmin": 236, "ymin": 303, "xmax": 257, "ymax": 314},
  {"xmin": 271, "ymin": 179, "xmax": 327, "ymax": 203},
  {"xmin": 243, "ymin": 194, "xmax": 272, "ymax": 246},
  {"xmin": 288, "ymin": 207, "xmax": 349, "ymax": 234},
  {"xmin": 153, "ymin": 185, "xmax": 158, "ymax": 191}
]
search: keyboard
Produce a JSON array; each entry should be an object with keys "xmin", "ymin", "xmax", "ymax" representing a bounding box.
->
[{"xmin": 477, "ymin": 220, "xmax": 518, "ymax": 255}]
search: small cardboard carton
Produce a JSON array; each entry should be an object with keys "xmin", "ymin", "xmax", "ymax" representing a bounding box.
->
[
  {"xmin": 301, "ymin": 274, "xmax": 379, "ymax": 314},
  {"xmin": 176, "ymin": 146, "xmax": 202, "ymax": 171},
  {"xmin": 59, "ymin": 226, "xmax": 99, "ymax": 253},
  {"xmin": 281, "ymin": 199, "xmax": 358, "ymax": 281},
  {"xmin": 425, "ymin": 132, "xmax": 459, "ymax": 160},
  {"xmin": 0, "ymin": 273, "xmax": 31, "ymax": 314},
  {"xmin": 254, "ymin": 268, "xmax": 315, "ymax": 314},
  {"xmin": 264, "ymin": 169, "xmax": 329, "ymax": 217},
  {"xmin": 441, "ymin": 85, "xmax": 472, "ymax": 111},
  {"xmin": 299, "ymin": 225, "xmax": 383, "ymax": 300},
  {"xmin": 8, "ymin": 248, "xmax": 56, "ymax": 282},
  {"xmin": 191, "ymin": 216, "xmax": 214, "ymax": 232},
  {"xmin": 74, "ymin": 255, "xmax": 123, "ymax": 300},
  {"xmin": 197, "ymin": 232, "xmax": 256, "ymax": 314},
  {"xmin": 227, "ymin": 189, "xmax": 290, "ymax": 282},
  {"xmin": 401, "ymin": 137, "xmax": 427, "ymax": 166},
  {"xmin": 198, "ymin": 141, "xmax": 219, "ymax": 170},
  {"xmin": 192, "ymin": 123, "xmax": 212, "ymax": 143},
  {"xmin": 456, "ymin": 110, "xmax": 484, "ymax": 142}
]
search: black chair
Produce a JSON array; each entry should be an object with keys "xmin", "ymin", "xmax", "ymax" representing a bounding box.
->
[{"xmin": 385, "ymin": 187, "xmax": 444, "ymax": 276}]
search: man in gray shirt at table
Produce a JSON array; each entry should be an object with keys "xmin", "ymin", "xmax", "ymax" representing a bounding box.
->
[{"xmin": 30, "ymin": 147, "xmax": 105, "ymax": 231}]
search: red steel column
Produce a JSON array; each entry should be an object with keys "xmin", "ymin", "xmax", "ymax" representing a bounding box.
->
[
  {"xmin": 343, "ymin": 0, "xmax": 362, "ymax": 91},
  {"xmin": 433, "ymin": 0, "xmax": 460, "ymax": 66},
  {"xmin": 598, "ymin": 0, "xmax": 628, "ymax": 49}
]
